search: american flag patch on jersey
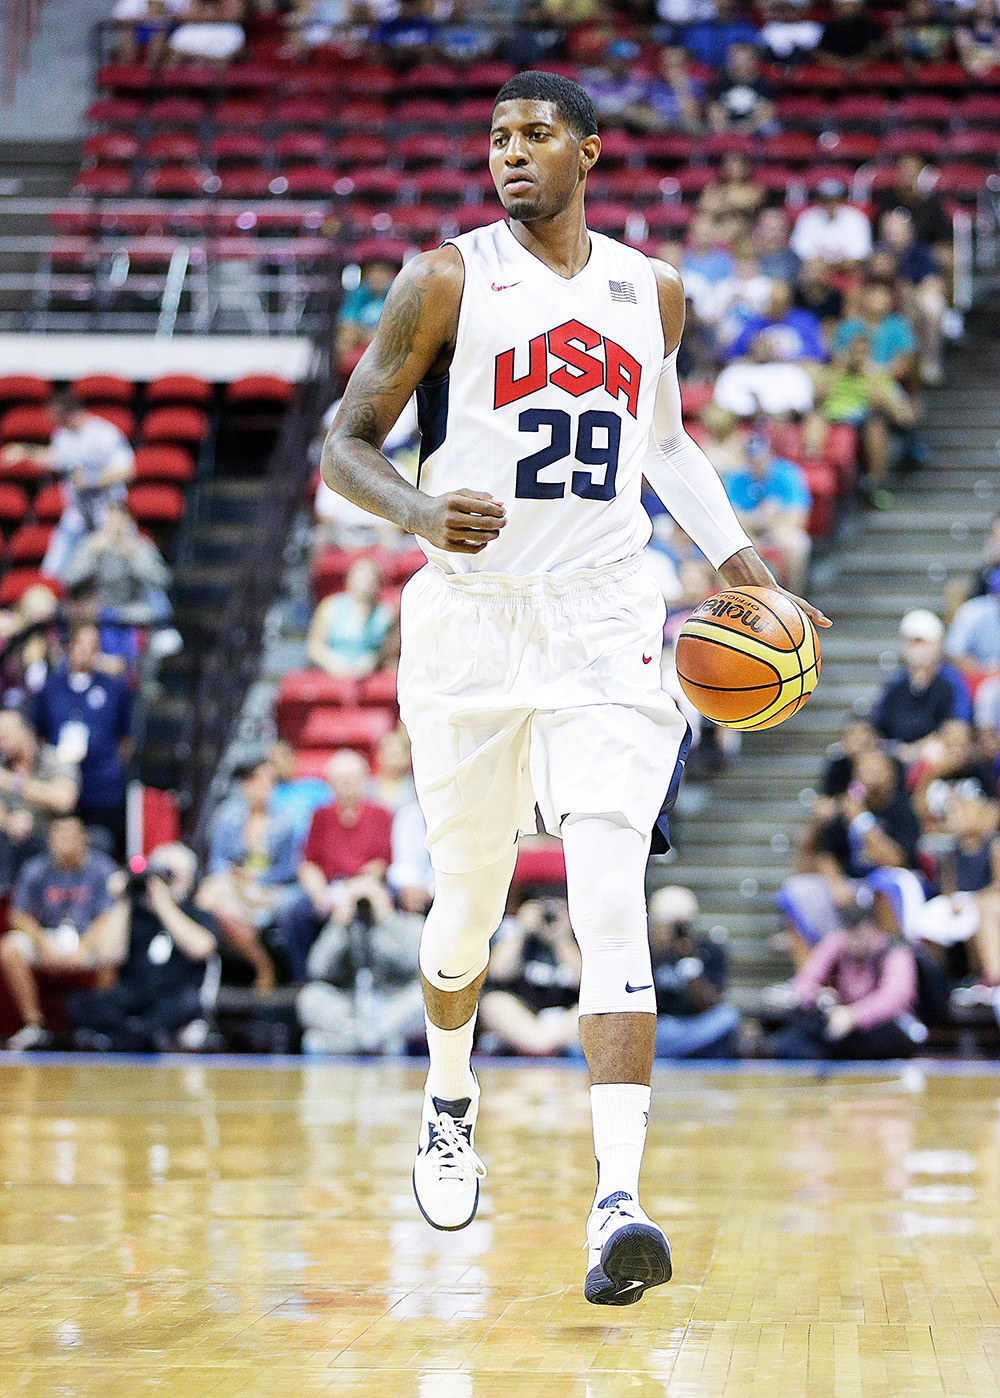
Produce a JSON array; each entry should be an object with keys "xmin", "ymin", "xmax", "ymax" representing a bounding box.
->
[{"xmin": 609, "ymin": 280, "xmax": 637, "ymax": 304}]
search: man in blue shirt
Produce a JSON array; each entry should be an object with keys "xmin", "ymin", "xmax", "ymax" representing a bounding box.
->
[
  {"xmin": 724, "ymin": 280, "xmax": 827, "ymax": 365},
  {"xmin": 681, "ymin": 0, "xmax": 759, "ymax": 68},
  {"xmin": 30, "ymin": 622, "xmax": 132, "ymax": 858},
  {"xmin": 873, "ymin": 609, "xmax": 973, "ymax": 770},
  {"xmin": 725, "ymin": 432, "xmax": 812, "ymax": 594},
  {"xmin": 947, "ymin": 569, "xmax": 1000, "ymax": 674}
]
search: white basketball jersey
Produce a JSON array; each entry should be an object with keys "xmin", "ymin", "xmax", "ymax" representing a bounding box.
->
[{"xmin": 415, "ymin": 219, "xmax": 665, "ymax": 576}]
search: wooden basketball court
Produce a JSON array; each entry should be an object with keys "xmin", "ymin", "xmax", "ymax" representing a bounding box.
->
[{"xmin": 2, "ymin": 1057, "xmax": 999, "ymax": 1397}]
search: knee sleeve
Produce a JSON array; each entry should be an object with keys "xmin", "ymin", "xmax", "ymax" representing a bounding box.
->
[
  {"xmin": 562, "ymin": 814, "xmax": 655, "ymax": 1016},
  {"xmin": 418, "ymin": 848, "xmax": 516, "ymax": 992}
]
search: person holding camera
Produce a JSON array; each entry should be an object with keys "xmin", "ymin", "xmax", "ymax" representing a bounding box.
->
[
  {"xmin": 647, "ymin": 886, "xmax": 741, "ymax": 1059},
  {"xmin": 296, "ymin": 874, "xmax": 423, "ymax": 1055},
  {"xmin": 63, "ymin": 843, "xmax": 220, "ymax": 1053},
  {"xmin": 1, "ymin": 814, "xmax": 118, "ymax": 1049},
  {"xmin": 478, "ymin": 897, "xmax": 581, "ymax": 1057}
]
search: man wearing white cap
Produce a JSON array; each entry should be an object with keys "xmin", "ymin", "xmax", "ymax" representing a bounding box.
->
[{"xmin": 870, "ymin": 609, "xmax": 972, "ymax": 767}]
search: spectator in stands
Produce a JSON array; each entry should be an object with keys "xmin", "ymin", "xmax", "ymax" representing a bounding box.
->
[
  {"xmin": 681, "ymin": 0, "xmax": 759, "ymax": 69},
  {"xmin": 871, "ymin": 609, "xmax": 973, "ymax": 766},
  {"xmin": 306, "ymin": 557, "xmax": 394, "ymax": 679},
  {"xmin": 771, "ymin": 892, "xmax": 918, "ymax": 1061},
  {"xmin": 479, "ymin": 897, "xmax": 581, "ymax": 1057},
  {"xmin": 30, "ymin": 621, "xmax": 133, "ymax": 858},
  {"xmin": 370, "ymin": 0, "xmax": 437, "ymax": 69},
  {"xmin": 723, "ymin": 280, "xmax": 827, "ymax": 366},
  {"xmin": 273, "ymin": 749, "xmax": 393, "ymax": 981},
  {"xmin": 373, "ymin": 724, "xmax": 415, "ymax": 812},
  {"xmin": 723, "ymin": 431, "xmax": 812, "ymax": 593},
  {"xmin": 707, "ymin": 43, "xmax": 778, "ymax": 135},
  {"xmin": 504, "ymin": 2, "xmax": 565, "ymax": 70},
  {"xmin": 0, "ymin": 709, "xmax": 78, "ymax": 895},
  {"xmin": 282, "ymin": 0, "xmax": 364, "ymax": 56},
  {"xmin": 872, "ymin": 154, "xmax": 954, "ymax": 301},
  {"xmin": 583, "ymin": 39, "xmax": 650, "ymax": 124},
  {"xmin": 817, "ymin": 0, "xmax": 884, "ymax": 69},
  {"xmin": 62, "ymin": 502, "xmax": 173, "ymax": 660},
  {"xmin": 893, "ymin": 0, "xmax": 953, "ymax": 66},
  {"xmin": 831, "ymin": 281, "xmax": 918, "ymax": 385},
  {"xmin": 713, "ymin": 330, "xmax": 816, "ymax": 419},
  {"xmin": 710, "ymin": 246, "xmax": 774, "ymax": 351},
  {"xmin": 388, "ymin": 794, "xmax": 434, "ymax": 914},
  {"xmin": 878, "ymin": 208, "xmax": 946, "ymax": 386},
  {"xmin": 335, "ymin": 254, "xmax": 401, "ymax": 382},
  {"xmin": 436, "ymin": 0, "xmax": 497, "ymax": 65},
  {"xmin": 752, "ymin": 208, "xmax": 800, "ymax": 287},
  {"xmin": 198, "ymin": 757, "xmax": 300, "ymax": 991},
  {"xmin": 777, "ymin": 743, "xmax": 921, "ymax": 962},
  {"xmin": 791, "ymin": 179, "xmax": 872, "ymax": 269},
  {"xmin": 111, "ymin": 0, "xmax": 186, "ymax": 66},
  {"xmin": 297, "ymin": 875, "xmax": 423, "ymax": 1055},
  {"xmin": 66, "ymin": 843, "xmax": 219, "ymax": 1053},
  {"xmin": 4, "ymin": 394, "xmax": 135, "ymax": 581},
  {"xmin": 804, "ymin": 331, "xmax": 917, "ymax": 501},
  {"xmin": 314, "ymin": 396, "xmax": 417, "ymax": 551},
  {"xmin": 680, "ymin": 216, "xmax": 736, "ymax": 324},
  {"xmin": 0, "ymin": 583, "xmax": 60, "ymax": 707},
  {"xmin": 946, "ymin": 568, "xmax": 1000, "ymax": 674},
  {"xmin": 266, "ymin": 738, "xmax": 331, "ymax": 848},
  {"xmin": 698, "ymin": 154, "xmax": 766, "ymax": 243},
  {"xmin": 793, "ymin": 257, "xmax": 845, "ymax": 331},
  {"xmin": 166, "ymin": 0, "xmax": 246, "ymax": 67},
  {"xmin": 1, "ymin": 815, "xmax": 117, "ymax": 1050},
  {"xmin": 648, "ymin": 885, "xmax": 740, "ymax": 1058},
  {"xmin": 758, "ymin": 0, "xmax": 823, "ymax": 66},
  {"xmin": 956, "ymin": 0, "xmax": 1000, "ymax": 77},
  {"xmin": 631, "ymin": 44, "xmax": 704, "ymax": 133}
]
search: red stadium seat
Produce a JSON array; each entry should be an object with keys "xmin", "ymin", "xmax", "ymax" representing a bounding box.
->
[
  {"xmin": 0, "ymin": 483, "xmax": 30, "ymax": 523},
  {"xmin": 679, "ymin": 382, "xmax": 714, "ymax": 419},
  {"xmin": 147, "ymin": 95, "xmax": 207, "ymax": 126},
  {"xmin": 89, "ymin": 404, "xmax": 135, "ymax": 437},
  {"xmin": 595, "ymin": 130, "xmax": 633, "ymax": 166},
  {"xmin": 411, "ymin": 169, "xmax": 467, "ymax": 203},
  {"xmin": 33, "ymin": 484, "xmax": 64, "ymax": 522},
  {"xmin": 398, "ymin": 133, "xmax": 454, "ymax": 167},
  {"xmin": 799, "ymin": 462, "xmax": 837, "ymax": 537},
  {"xmin": 401, "ymin": 62, "xmax": 460, "ymax": 92},
  {"xmin": 208, "ymin": 132, "xmax": 266, "ymax": 164},
  {"xmin": 832, "ymin": 93, "xmax": 889, "ymax": 128},
  {"xmin": 884, "ymin": 128, "xmax": 940, "ymax": 158},
  {"xmin": 346, "ymin": 236, "xmax": 410, "ymax": 265},
  {"xmin": 132, "ymin": 445, "xmax": 195, "ymax": 483},
  {"xmin": 358, "ymin": 668, "xmax": 399, "ymax": 709},
  {"xmin": 281, "ymin": 166, "xmax": 340, "ymax": 197},
  {"xmin": 219, "ymin": 61, "xmax": 280, "ymax": 92},
  {"xmin": 851, "ymin": 61, "xmax": 906, "ymax": 90},
  {"xmin": 462, "ymin": 62, "xmax": 516, "ymax": 90},
  {"xmin": 608, "ymin": 170, "xmax": 668, "ymax": 202},
  {"xmin": 945, "ymin": 130, "xmax": 1000, "ymax": 162},
  {"xmin": 957, "ymin": 93, "xmax": 1000, "ymax": 126},
  {"xmin": 141, "ymin": 406, "xmax": 209, "ymax": 445},
  {"xmin": 0, "ymin": 446, "xmax": 47, "ymax": 484},
  {"xmin": 454, "ymin": 96, "xmax": 496, "ymax": 126},
  {"xmin": 212, "ymin": 96, "xmax": 269, "ymax": 127},
  {"xmin": 340, "ymin": 64, "xmax": 397, "ymax": 97},
  {"xmin": 914, "ymin": 61, "xmax": 966, "ymax": 87},
  {"xmin": 337, "ymin": 97, "xmax": 390, "ymax": 129},
  {"xmin": 935, "ymin": 164, "xmax": 985, "ymax": 198},
  {"xmin": 0, "ymin": 569, "xmax": 61, "ymax": 606},
  {"xmin": 0, "ymin": 376, "xmax": 51, "ymax": 404},
  {"xmin": 895, "ymin": 93, "xmax": 952, "ymax": 126},
  {"xmin": 275, "ymin": 671, "xmax": 360, "ymax": 743},
  {"xmin": 0, "ymin": 406, "xmax": 55, "ymax": 443},
  {"xmin": 217, "ymin": 168, "xmax": 274, "ymax": 199},
  {"xmin": 158, "ymin": 64, "xmax": 215, "ymax": 92},
  {"xmin": 644, "ymin": 203, "xmax": 692, "ymax": 234},
  {"xmin": 147, "ymin": 165, "xmax": 206, "ymax": 197},
  {"xmin": 640, "ymin": 132, "xmax": 695, "ymax": 164},
  {"xmin": 298, "ymin": 705, "xmax": 395, "ymax": 754},
  {"xmin": 776, "ymin": 95, "xmax": 826, "ymax": 129},
  {"xmin": 126, "ymin": 484, "xmax": 185, "ymax": 523},
  {"xmin": 8, "ymin": 524, "xmax": 53, "ymax": 563},
  {"xmin": 788, "ymin": 63, "xmax": 847, "ymax": 90},
  {"xmin": 385, "ymin": 205, "xmax": 445, "ymax": 240},
  {"xmin": 274, "ymin": 131, "xmax": 329, "ymax": 163},
  {"xmin": 146, "ymin": 375, "xmax": 212, "ymax": 406},
  {"xmin": 819, "ymin": 132, "xmax": 879, "ymax": 163},
  {"xmin": 512, "ymin": 841, "xmax": 566, "ymax": 890},
  {"xmin": 449, "ymin": 206, "xmax": 499, "ymax": 233},
  {"xmin": 82, "ymin": 132, "xmax": 139, "ymax": 163},
  {"xmin": 394, "ymin": 98, "xmax": 451, "ymax": 124},
  {"xmin": 71, "ymin": 374, "xmax": 134, "ymax": 405},
  {"xmin": 225, "ymin": 374, "xmax": 294, "ymax": 405},
  {"xmin": 96, "ymin": 63, "xmax": 153, "ymax": 93},
  {"xmin": 663, "ymin": 167, "xmax": 714, "ymax": 196},
  {"xmin": 47, "ymin": 206, "xmax": 96, "ymax": 236},
  {"xmin": 587, "ymin": 203, "xmax": 635, "ymax": 236},
  {"xmin": 762, "ymin": 132, "xmax": 817, "ymax": 163},
  {"xmin": 84, "ymin": 96, "xmax": 143, "ymax": 126},
  {"xmin": 341, "ymin": 169, "xmax": 407, "ymax": 202},
  {"xmin": 823, "ymin": 423, "xmax": 858, "ymax": 491},
  {"xmin": 72, "ymin": 166, "xmax": 131, "ymax": 197},
  {"xmin": 335, "ymin": 134, "xmax": 390, "ymax": 167},
  {"xmin": 701, "ymin": 132, "xmax": 753, "ymax": 159},
  {"xmin": 273, "ymin": 97, "xmax": 331, "ymax": 127}
]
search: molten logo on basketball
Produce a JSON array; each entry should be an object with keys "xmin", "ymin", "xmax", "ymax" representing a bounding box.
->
[{"xmin": 695, "ymin": 595, "xmax": 768, "ymax": 635}]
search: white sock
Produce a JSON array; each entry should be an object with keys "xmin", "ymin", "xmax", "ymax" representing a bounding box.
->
[
  {"xmin": 425, "ymin": 1009, "xmax": 478, "ymax": 1102},
  {"xmin": 590, "ymin": 1083, "xmax": 651, "ymax": 1208}
]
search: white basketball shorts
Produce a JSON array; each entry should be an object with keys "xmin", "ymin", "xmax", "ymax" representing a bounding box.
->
[{"xmin": 397, "ymin": 555, "xmax": 690, "ymax": 875}]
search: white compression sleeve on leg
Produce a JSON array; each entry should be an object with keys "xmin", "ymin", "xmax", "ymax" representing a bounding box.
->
[
  {"xmin": 643, "ymin": 350, "xmax": 755, "ymax": 570},
  {"xmin": 562, "ymin": 814, "xmax": 656, "ymax": 1016},
  {"xmin": 418, "ymin": 848, "xmax": 517, "ymax": 993}
]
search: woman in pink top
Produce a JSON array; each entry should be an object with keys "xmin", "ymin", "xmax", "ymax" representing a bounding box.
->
[{"xmin": 771, "ymin": 894, "xmax": 919, "ymax": 1060}]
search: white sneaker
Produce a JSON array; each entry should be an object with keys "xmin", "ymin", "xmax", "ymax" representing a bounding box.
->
[
  {"xmin": 6, "ymin": 1023, "xmax": 53, "ymax": 1051},
  {"xmin": 412, "ymin": 1080, "xmax": 486, "ymax": 1232},
  {"xmin": 584, "ymin": 1191, "xmax": 672, "ymax": 1306}
]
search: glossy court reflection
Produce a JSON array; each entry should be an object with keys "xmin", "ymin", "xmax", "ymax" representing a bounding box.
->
[{"xmin": 3, "ymin": 1059, "xmax": 1000, "ymax": 1396}]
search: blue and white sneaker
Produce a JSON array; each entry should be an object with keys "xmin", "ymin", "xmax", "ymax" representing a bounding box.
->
[
  {"xmin": 584, "ymin": 1191, "xmax": 672, "ymax": 1305},
  {"xmin": 412, "ymin": 1080, "xmax": 486, "ymax": 1232}
]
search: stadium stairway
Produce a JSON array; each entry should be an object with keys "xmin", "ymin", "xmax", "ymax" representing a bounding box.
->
[{"xmin": 664, "ymin": 314, "xmax": 1000, "ymax": 1006}]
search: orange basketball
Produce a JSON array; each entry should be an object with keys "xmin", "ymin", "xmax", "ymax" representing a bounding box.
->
[{"xmin": 675, "ymin": 586, "xmax": 821, "ymax": 731}]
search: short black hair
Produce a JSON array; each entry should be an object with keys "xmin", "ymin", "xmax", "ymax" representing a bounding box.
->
[{"xmin": 493, "ymin": 70, "xmax": 598, "ymax": 141}]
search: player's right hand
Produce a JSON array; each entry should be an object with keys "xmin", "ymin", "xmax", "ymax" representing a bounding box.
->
[{"xmin": 417, "ymin": 489, "xmax": 506, "ymax": 554}]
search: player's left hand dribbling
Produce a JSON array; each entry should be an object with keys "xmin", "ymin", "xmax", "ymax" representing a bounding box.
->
[{"xmin": 417, "ymin": 489, "xmax": 507, "ymax": 554}]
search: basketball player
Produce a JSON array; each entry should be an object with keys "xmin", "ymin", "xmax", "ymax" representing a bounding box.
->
[{"xmin": 322, "ymin": 70, "xmax": 831, "ymax": 1305}]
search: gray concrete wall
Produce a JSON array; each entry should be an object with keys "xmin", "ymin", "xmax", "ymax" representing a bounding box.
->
[{"xmin": 0, "ymin": 0, "xmax": 105, "ymax": 139}]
